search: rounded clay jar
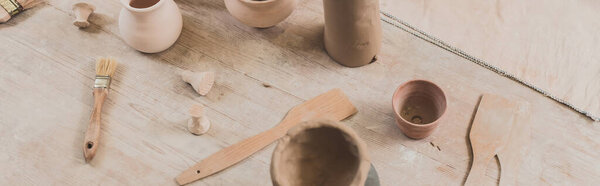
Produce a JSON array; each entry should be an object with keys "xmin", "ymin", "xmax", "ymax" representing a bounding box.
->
[
  {"xmin": 118, "ymin": 0, "xmax": 183, "ymax": 53},
  {"xmin": 224, "ymin": 0, "xmax": 297, "ymax": 28},
  {"xmin": 271, "ymin": 119, "xmax": 371, "ymax": 186},
  {"xmin": 392, "ymin": 80, "xmax": 447, "ymax": 139}
]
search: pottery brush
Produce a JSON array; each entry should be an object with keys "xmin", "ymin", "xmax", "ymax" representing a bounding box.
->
[
  {"xmin": 1, "ymin": 0, "xmax": 43, "ymax": 23},
  {"xmin": 83, "ymin": 58, "xmax": 117, "ymax": 162}
]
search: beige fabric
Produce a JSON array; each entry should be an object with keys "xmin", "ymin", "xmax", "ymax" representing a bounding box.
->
[{"xmin": 381, "ymin": 0, "xmax": 600, "ymax": 119}]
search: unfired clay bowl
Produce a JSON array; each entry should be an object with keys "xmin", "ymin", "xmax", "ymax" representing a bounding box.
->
[
  {"xmin": 392, "ymin": 80, "xmax": 447, "ymax": 139},
  {"xmin": 271, "ymin": 120, "xmax": 371, "ymax": 186},
  {"xmin": 224, "ymin": 0, "xmax": 297, "ymax": 28}
]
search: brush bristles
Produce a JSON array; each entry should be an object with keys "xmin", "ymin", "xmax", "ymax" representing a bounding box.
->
[{"xmin": 96, "ymin": 58, "xmax": 117, "ymax": 77}]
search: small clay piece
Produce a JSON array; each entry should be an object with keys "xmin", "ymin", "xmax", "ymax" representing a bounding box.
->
[
  {"xmin": 271, "ymin": 119, "xmax": 371, "ymax": 186},
  {"xmin": 181, "ymin": 70, "xmax": 215, "ymax": 96},
  {"xmin": 187, "ymin": 104, "xmax": 210, "ymax": 135},
  {"xmin": 224, "ymin": 0, "xmax": 297, "ymax": 28},
  {"xmin": 118, "ymin": 0, "xmax": 182, "ymax": 53},
  {"xmin": 323, "ymin": 0, "xmax": 382, "ymax": 67},
  {"xmin": 72, "ymin": 2, "xmax": 95, "ymax": 28},
  {"xmin": 392, "ymin": 80, "xmax": 447, "ymax": 139}
]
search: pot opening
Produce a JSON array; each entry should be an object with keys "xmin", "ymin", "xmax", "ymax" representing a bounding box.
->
[
  {"xmin": 241, "ymin": 0, "xmax": 275, "ymax": 3},
  {"xmin": 394, "ymin": 80, "xmax": 447, "ymax": 125},
  {"xmin": 129, "ymin": 0, "xmax": 160, "ymax": 8},
  {"xmin": 276, "ymin": 126, "xmax": 361, "ymax": 186}
]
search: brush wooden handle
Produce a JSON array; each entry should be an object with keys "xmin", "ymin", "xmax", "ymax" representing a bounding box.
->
[
  {"xmin": 176, "ymin": 121, "xmax": 290, "ymax": 185},
  {"xmin": 83, "ymin": 88, "xmax": 108, "ymax": 162}
]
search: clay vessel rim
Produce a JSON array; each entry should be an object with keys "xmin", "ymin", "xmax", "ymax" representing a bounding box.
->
[
  {"xmin": 271, "ymin": 119, "xmax": 370, "ymax": 185},
  {"xmin": 239, "ymin": 0, "xmax": 276, "ymax": 5},
  {"xmin": 392, "ymin": 79, "xmax": 447, "ymax": 127},
  {"xmin": 120, "ymin": 0, "xmax": 165, "ymax": 13}
]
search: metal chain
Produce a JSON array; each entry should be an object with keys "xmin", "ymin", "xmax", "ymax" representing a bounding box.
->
[{"xmin": 379, "ymin": 10, "xmax": 599, "ymax": 122}]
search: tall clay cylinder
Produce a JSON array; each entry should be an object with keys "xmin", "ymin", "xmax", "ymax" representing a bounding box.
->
[{"xmin": 323, "ymin": 0, "xmax": 382, "ymax": 67}]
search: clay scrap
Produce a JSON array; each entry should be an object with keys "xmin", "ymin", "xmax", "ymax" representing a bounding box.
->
[
  {"xmin": 187, "ymin": 104, "xmax": 210, "ymax": 135},
  {"xmin": 181, "ymin": 70, "xmax": 215, "ymax": 96},
  {"xmin": 72, "ymin": 2, "xmax": 95, "ymax": 28}
]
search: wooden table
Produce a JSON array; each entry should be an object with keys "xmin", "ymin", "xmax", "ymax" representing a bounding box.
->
[{"xmin": 1, "ymin": 0, "xmax": 598, "ymax": 185}]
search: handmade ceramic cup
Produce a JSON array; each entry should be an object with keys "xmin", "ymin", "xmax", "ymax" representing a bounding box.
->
[
  {"xmin": 118, "ymin": 0, "xmax": 183, "ymax": 53},
  {"xmin": 323, "ymin": 0, "xmax": 382, "ymax": 67},
  {"xmin": 392, "ymin": 80, "xmax": 447, "ymax": 139},
  {"xmin": 224, "ymin": 0, "xmax": 297, "ymax": 28},
  {"xmin": 271, "ymin": 119, "xmax": 371, "ymax": 186}
]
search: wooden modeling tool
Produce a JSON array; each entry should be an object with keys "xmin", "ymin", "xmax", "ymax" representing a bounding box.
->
[
  {"xmin": 83, "ymin": 58, "xmax": 117, "ymax": 162},
  {"xmin": 464, "ymin": 94, "xmax": 518, "ymax": 186},
  {"xmin": 176, "ymin": 89, "xmax": 358, "ymax": 185},
  {"xmin": 498, "ymin": 103, "xmax": 531, "ymax": 186}
]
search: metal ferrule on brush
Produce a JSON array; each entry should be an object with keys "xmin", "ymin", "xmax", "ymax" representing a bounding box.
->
[
  {"xmin": 94, "ymin": 75, "xmax": 111, "ymax": 88},
  {"xmin": 0, "ymin": 0, "xmax": 24, "ymax": 16}
]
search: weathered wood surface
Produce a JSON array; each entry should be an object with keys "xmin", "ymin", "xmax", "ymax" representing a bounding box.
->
[{"xmin": 0, "ymin": 0, "xmax": 598, "ymax": 185}]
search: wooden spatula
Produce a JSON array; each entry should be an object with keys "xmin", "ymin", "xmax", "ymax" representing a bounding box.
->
[
  {"xmin": 175, "ymin": 89, "xmax": 358, "ymax": 185},
  {"xmin": 464, "ymin": 94, "xmax": 518, "ymax": 186},
  {"xmin": 498, "ymin": 103, "xmax": 531, "ymax": 186}
]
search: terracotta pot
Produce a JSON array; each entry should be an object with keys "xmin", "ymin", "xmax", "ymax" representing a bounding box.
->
[
  {"xmin": 392, "ymin": 80, "xmax": 447, "ymax": 139},
  {"xmin": 118, "ymin": 0, "xmax": 183, "ymax": 53},
  {"xmin": 323, "ymin": 0, "xmax": 382, "ymax": 67},
  {"xmin": 271, "ymin": 119, "xmax": 371, "ymax": 186},
  {"xmin": 224, "ymin": 0, "xmax": 297, "ymax": 28}
]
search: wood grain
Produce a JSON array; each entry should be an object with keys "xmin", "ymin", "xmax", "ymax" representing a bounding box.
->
[{"xmin": 0, "ymin": 0, "xmax": 599, "ymax": 185}]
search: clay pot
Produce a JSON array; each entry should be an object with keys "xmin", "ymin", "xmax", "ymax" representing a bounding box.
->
[
  {"xmin": 392, "ymin": 80, "xmax": 447, "ymax": 139},
  {"xmin": 271, "ymin": 119, "xmax": 370, "ymax": 186},
  {"xmin": 323, "ymin": 0, "xmax": 382, "ymax": 67},
  {"xmin": 118, "ymin": 0, "xmax": 183, "ymax": 53},
  {"xmin": 224, "ymin": 0, "xmax": 297, "ymax": 28}
]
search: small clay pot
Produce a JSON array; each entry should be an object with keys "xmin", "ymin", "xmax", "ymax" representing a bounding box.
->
[
  {"xmin": 271, "ymin": 119, "xmax": 371, "ymax": 186},
  {"xmin": 392, "ymin": 80, "xmax": 447, "ymax": 139},
  {"xmin": 224, "ymin": 0, "xmax": 297, "ymax": 28},
  {"xmin": 118, "ymin": 0, "xmax": 183, "ymax": 53}
]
